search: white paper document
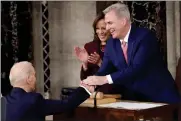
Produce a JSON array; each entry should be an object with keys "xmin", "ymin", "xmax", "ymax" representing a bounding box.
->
[{"xmin": 99, "ymin": 101, "xmax": 167, "ymax": 110}]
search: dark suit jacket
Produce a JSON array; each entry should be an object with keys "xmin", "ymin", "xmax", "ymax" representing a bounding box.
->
[
  {"xmin": 176, "ymin": 57, "xmax": 181, "ymax": 95},
  {"xmin": 2, "ymin": 87, "xmax": 89, "ymax": 121},
  {"xmin": 96, "ymin": 25, "xmax": 181, "ymax": 103}
]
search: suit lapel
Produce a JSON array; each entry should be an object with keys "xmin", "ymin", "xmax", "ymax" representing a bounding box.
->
[
  {"xmin": 112, "ymin": 24, "xmax": 137, "ymax": 67},
  {"xmin": 115, "ymin": 39, "xmax": 128, "ymax": 67},
  {"xmin": 127, "ymin": 25, "xmax": 137, "ymax": 65}
]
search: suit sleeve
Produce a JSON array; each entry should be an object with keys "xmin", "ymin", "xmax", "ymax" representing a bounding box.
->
[
  {"xmin": 110, "ymin": 31, "xmax": 159, "ymax": 85},
  {"xmin": 95, "ymin": 40, "xmax": 116, "ymax": 76},
  {"xmin": 80, "ymin": 65, "xmax": 93, "ymax": 80},
  {"xmin": 38, "ymin": 87, "xmax": 90, "ymax": 116}
]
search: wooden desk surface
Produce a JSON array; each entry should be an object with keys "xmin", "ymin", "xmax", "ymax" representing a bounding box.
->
[{"xmin": 54, "ymin": 100, "xmax": 180, "ymax": 121}]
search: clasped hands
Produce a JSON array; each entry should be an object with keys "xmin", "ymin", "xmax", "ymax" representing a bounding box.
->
[{"xmin": 79, "ymin": 76, "xmax": 108, "ymax": 93}]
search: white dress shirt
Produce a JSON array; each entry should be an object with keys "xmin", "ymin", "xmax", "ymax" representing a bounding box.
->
[
  {"xmin": 106, "ymin": 26, "xmax": 131, "ymax": 84},
  {"xmin": 79, "ymin": 85, "xmax": 92, "ymax": 95}
]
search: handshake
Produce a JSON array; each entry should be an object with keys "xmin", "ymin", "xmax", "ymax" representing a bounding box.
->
[
  {"xmin": 79, "ymin": 75, "xmax": 108, "ymax": 94},
  {"xmin": 79, "ymin": 81, "xmax": 95, "ymax": 94}
]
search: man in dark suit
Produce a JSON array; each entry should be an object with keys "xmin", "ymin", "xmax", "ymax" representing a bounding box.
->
[
  {"xmin": 83, "ymin": 3, "xmax": 181, "ymax": 104},
  {"xmin": 1, "ymin": 61, "xmax": 94, "ymax": 121}
]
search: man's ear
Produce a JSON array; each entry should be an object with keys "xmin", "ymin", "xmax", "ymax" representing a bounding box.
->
[
  {"xmin": 119, "ymin": 18, "xmax": 126, "ymax": 26},
  {"xmin": 122, "ymin": 18, "xmax": 127, "ymax": 26},
  {"xmin": 26, "ymin": 75, "xmax": 32, "ymax": 85}
]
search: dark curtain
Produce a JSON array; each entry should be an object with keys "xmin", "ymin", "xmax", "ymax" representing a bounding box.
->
[
  {"xmin": 96, "ymin": 1, "xmax": 167, "ymax": 64},
  {"xmin": 1, "ymin": 1, "xmax": 33, "ymax": 96},
  {"xmin": 180, "ymin": 2, "xmax": 181, "ymax": 56}
]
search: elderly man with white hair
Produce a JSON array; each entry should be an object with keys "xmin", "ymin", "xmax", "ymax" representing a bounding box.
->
[{"xmin": 1, "ymin": 61, "xmax": 94, "ymax": 121}]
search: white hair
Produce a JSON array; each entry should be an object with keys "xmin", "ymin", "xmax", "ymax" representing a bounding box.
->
[
  {"xmin": 9, "ymin": 61, "xmax": 34, "ymax": 86},
  {"xmin": 103, "ymin": 3, "xmax": 131, "ymax": 22}
]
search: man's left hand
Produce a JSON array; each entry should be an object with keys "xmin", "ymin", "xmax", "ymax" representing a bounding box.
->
[{"xmin": 83, "ymin": 76, "xmax": 108, "ymax": 85}]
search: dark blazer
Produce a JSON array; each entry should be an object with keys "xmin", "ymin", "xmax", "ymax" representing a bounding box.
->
[
  {"xmin": 2, "ymin": 87, "xmax": 89, "ymax": 121},
  {"xmin": 80, "ymin": 40, "xmax": 104, "ymax": 80},
  {"xmin": 96, "ymin": 25, "xmax": 181, "ymax": 103},
  {"xmin": 176, "ymin": 57, "xmax": 181, "ymax": 95}
]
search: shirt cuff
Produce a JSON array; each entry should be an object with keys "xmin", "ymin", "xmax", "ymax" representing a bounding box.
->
[
  {"xmin": 79, "ymin": 85, "xmax": 92, "ymax": 96},
  {"xmin": 106, "ymin": 75, "xmax": 113, "ymax": 84}
]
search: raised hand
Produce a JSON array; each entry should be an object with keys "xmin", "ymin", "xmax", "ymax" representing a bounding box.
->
[{"xmin": 74, "ymin": 46, "xmax": 89, "ymax": 63}]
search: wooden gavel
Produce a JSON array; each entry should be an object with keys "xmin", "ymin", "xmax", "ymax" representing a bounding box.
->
[
  {"xmin": 90, "ymin": 91, "xmax": 121, "ymax": 99},
  {"xmin": 90, "ymin": 92, "xmax": 104, "ymax": 99}
]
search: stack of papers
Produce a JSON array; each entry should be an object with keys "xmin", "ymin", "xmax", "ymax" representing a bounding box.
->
[{"xmin": 99, "ymin": 102, "xmax": 167, "ymax": 110}]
